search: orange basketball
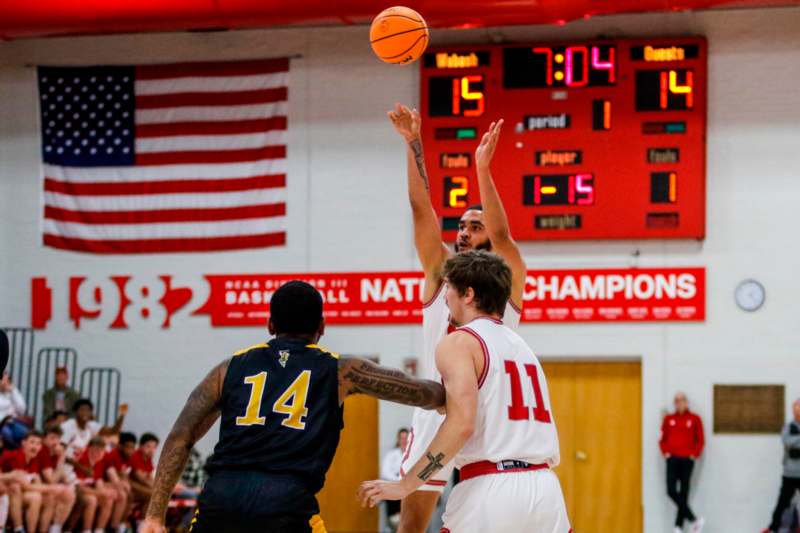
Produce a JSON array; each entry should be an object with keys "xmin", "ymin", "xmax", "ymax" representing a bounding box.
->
[{"xmin": 370, "ymin": 6, "xmax": 429, "ymax": 65}]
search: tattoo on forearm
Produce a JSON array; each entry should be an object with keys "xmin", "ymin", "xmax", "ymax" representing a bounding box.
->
[
  {"xmin": 340, "ymin": 360, "xmax": 445, "ymax": 409},
  {"xmin": 409, "ymin": 139, "xmax": 430, "ymax": 191},
  {"xmin": 145, "ymin": 361, "xmax": 226, "ymax": 521},
  {"xmin": 418, "ymin": 452, "xmax": 446, "ymax": 481}
]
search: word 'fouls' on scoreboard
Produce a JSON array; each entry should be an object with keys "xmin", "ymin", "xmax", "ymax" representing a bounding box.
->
[{"xmin": 419, "ymin": 38, "xmax": 707, "ymax": 241}]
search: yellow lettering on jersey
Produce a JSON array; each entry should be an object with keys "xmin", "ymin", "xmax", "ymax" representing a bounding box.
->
[
  {"xmin": 236, "ymin": 371, "xmax": 267, "ymax": 426},
  {"xmin": 306, "ymin": 344, "xmax": 340, "ymax": 359},
  {"xmin": 309, "ymin": 514, "xmax": 327, "ymax": 533},
  {"xmin": 272, "ymin": 370, "xmax": 311, "ymax": 430},
  {"xmin": 233, "ymin": 343, "xmax": 269, "ymax": 357}
]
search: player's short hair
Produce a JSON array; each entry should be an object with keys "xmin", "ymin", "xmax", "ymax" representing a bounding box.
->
[
  {"xmin": 119, "ymin": 432, "xmax": 137, "ymax": 446},
  {"xmin": 139, "ymin": 432, "xmax": 159, "ymax": 446},
  {"xmin": 269, "ymin": 281, "xmax": 323, "ymax": 336},
  {"xmin": 23, "ymin": 430, "xmax": 44, "ymax": 441},
  {"xmin": 73, "ymin": 398, "xmax": 93, "ymax": 412},
  {"xmin": 44, "ymin": 424, "xmax": 63, "ymax": 437},
  {"xmin": 465, "ymin": 204, "xmax": 483, "ymax": 212},
  {"xmin": 442, "ymin": 250, "xmax": 511, "ymax": 317}
]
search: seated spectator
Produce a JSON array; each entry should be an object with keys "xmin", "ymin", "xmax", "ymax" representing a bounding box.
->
[
  {"xmin": 72, "ymin": 437, "xmax": 123, "ymax": 533},
  {"xmin": 2, "ymin": 431, "xmax": 46, "ymax": 533},
  {"xmin": 43, "ymin": 411, "xmax": 68, "ymax": 431},
  {"xmin": 60, "ymin": 400, "xmax": 102, "ymax": 462},
  {"xmin": 129, "ymin": 433, "xmax": 158, "ymax": 509},
  {"xmin": 61, "ymin": 400, "xmax": 127, "ymax": 463},
  {"xmin": 0, "ymin": 372, "xmax": 30, "ymax": 450},
  {"xmin": 38, "ymin": 425, "xmax": 77, "ymax": 533},
  {"xmin": 104, "ymin": 433, "xmax": 136, "ymax": 530},
  {"xmin": 380, "ymin": 427, "xmax": 409, "ymax": 531},
  {"xmin": 42, "ymin": 368, "xmax": 80, "ymax": 423}
]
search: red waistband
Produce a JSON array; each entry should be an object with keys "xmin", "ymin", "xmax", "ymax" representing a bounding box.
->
[{"xmin": 459, "ymin": 460, "xmax": 549, "ymax": 482}]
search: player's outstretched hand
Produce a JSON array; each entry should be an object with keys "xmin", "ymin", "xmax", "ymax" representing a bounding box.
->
[
  {"xmin": 475, "ymin": 118, "xmax": 504, "ymax": 171},
  {"xmin": 357, "ymin": 479, "xmax": 410, "ymax": 508},
  {"xmin": 388, "ymin": 102, "xmax": 421, "ymax": 142},
  {"xmin": 139, "ymin": 517, "xmax": 167, "ymax": 533}
]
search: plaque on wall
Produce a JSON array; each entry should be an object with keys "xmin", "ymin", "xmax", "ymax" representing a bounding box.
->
[{"xmin": 713, "ymin": 384, "xmax": 785, "ymax": 434}]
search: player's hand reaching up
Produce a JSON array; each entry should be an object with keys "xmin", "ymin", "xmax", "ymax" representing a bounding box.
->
[
  {"xmin": 357, "ymin": 478, "xmax": 411, "ymax": 508},
  {"xmin": 388, "ymin": 103, "xmax": 421, "ymax": 142},
  {"xmin": 475, "ymin": 119, "xmax": 504, "ymax": 171}
]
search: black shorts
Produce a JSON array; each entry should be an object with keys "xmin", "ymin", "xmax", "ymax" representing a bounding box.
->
[{"xmin": 191, "ymin": 470, "xmax": 322, "ymax": 533}]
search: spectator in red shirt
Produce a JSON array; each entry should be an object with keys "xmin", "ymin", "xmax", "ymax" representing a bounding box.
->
[
  {"xmin": 660, "ymin": 392, "xmax": 705, "ymax": 533},
  {"xmin": 3, "ymin": 430, "xmax": 47, "ymax": 533},
  {"xmin": 72, "ymin": 436, "xmax": 119, "ymax": 533},
  {"xmin": 104, "ymin": 432, "xmax": 136, "ymax": 520},
  {"xmin": 129, "ymin": 433, "xmax": 158, "ymax": 509},
  {"xmin": 37, "ymin": 425, "xmax": 76, "ymax": 533}
]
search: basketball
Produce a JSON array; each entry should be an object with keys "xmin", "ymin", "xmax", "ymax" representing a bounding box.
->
[{"xmin": 370, "ymin": 6, "xmax": 429, "ymax": 65}]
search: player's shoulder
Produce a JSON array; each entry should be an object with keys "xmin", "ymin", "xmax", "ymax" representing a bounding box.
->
[
  {"xmin": 305, "ymin": 343, "xmax": 340, "ymax": 360},
  {"xmin": 440, "ymin": 327, "xmax": 484, "ymax": 352},
  {"xmin": 232, "ymin": 342, "xmax": 270, "ymax": 357}
]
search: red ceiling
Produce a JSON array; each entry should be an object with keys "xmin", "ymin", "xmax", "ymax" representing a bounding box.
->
[{"xmin": 1, "ymin": 0, "xmax": 799, "ymax": 40}]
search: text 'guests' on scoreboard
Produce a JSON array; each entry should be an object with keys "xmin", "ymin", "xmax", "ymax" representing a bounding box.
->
[{"xmin": 420, "ymin": 38, "xmax": 707, "ymax": 241}]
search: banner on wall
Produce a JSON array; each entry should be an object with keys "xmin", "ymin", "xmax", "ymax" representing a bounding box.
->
[{"xmin": 31, "ymin": 267, "xmax": 705, "ymax": 329}]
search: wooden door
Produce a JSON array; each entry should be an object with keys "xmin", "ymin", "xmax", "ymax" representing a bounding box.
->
[
  {"xmin": 542, "ymin": 361, "xmax": 642, "ymax": 533},
  {"xmin": 316, "ymin": 393, "xmax": 379, "ymax": 533}
]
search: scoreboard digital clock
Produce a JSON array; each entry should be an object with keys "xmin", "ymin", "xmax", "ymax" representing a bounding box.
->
[{"xmin": 420, "ymin": 38, "xmax": 707, "ymax": 241}]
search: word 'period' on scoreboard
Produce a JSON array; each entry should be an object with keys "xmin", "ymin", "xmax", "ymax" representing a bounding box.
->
[{"xmin": 420, "ymin": 38, "xmax": 707, "ymax": 241}]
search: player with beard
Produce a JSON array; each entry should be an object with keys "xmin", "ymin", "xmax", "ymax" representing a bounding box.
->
[{"xmin": 387, "ymin": 104, "xmax": 527, "ymax": 532}]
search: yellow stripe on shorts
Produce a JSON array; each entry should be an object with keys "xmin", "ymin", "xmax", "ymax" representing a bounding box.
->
[{"xmin": 309, "ymin": 514, "xmax": 327, "ymax": 533}]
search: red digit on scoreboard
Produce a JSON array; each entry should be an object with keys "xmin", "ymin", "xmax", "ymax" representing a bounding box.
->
[
  {"xmin": 451, "ymin": 75, "xmax": 485, "ymax": 117},
  {"xmin": 565, "ymin": 46, "xmax": 589, "ymax": 87}
]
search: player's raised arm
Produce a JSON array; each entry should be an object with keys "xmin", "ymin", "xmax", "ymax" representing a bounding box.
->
[
  {"xmin": 357, "ymin": 332, "xmax": 479, "ymax": 505},
  {"xmin": 389, "ymin": 103, "xmax": 450, "ymax": 288},
  {"xmin": 338, "ymin": 357, "xmax": 445, "ymax": 409},
  {"xmin": 141, "ymin": 361, "xmax": 228, "ymax": 533},
  {"xmin": 474, "ymin": 119, "xmax": 527, "ymax": 308}
]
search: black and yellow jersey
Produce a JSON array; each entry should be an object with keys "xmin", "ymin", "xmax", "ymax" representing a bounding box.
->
[{"xmin": 205, "ymin": 337, "xmax": 343, "ymax": 495}]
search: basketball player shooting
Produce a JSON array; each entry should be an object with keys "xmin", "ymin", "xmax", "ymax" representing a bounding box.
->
[
  {"xmin": 139, "ymin": 281, "xmax": 445, "ymax": 533},
  {"xmin": 387, "ymin": 104, "xmax": 527, "ymax": 532},
  {"xmin": 359, "ymin": 251, "xmax": 570, "ymax": 533}
]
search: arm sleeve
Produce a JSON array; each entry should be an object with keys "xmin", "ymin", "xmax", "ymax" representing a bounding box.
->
[
  {"xmin": 10, "ymin": 387, "xmax": 26, "ymax": 415},
  {"xmin": 782, "ymin": 423, "xmax": 800, "ymax": 448},
  {"xmin": 659, "ymin": 416, "xmax": 669, "ymax": 454},
  {"xmin": 693, "ymin": 415, "xmax": 705, "ymax": 457},
  {"xmin": 380, "ymin": 451, "xmax": 396, "ymax": 481}
]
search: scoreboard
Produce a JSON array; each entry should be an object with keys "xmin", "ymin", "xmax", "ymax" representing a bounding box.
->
[{"xmin": 420, "ymin": 37, "xmax": 707, "ymax": 241}]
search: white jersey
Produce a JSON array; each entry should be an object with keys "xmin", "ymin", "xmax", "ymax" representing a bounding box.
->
[
  {"xmin": 402, "ymin": 282, "xmax": 521, "ymax": 490},
  {"xmin": 419, "ymin": 282, "xmax": 521, "ymax": 381},
  {"xmin": 454, "ymin": 316, "xmax": 560, "ymax": 469}
]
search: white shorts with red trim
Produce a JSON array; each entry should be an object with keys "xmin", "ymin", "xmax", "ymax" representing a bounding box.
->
[
  {"xmin": 400, "ymin": 408, "xmax": 454, "ymax": 493},
  {"xmin": 441, "ymin": 468, "xmax": 570, "ymax": 533}
]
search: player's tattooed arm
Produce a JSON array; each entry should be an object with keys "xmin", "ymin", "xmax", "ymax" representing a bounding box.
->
[
  {"xmin": 388, "ymin": 103, "xmax": 450, "ymax": 282},
  {"xmin": 418, "ymin": 451, "xmax": 446, "ymax": 481},
  {"xmin": 338, "ymin": 357, "xmax": 445, "ymax": 409},
  {"xmin": 144, "ymin": 360, "xmax": 228, "ymax": 524},
  {"xmin": 408, "ymin": 138, "xmax": 430, "ymax": 191}
]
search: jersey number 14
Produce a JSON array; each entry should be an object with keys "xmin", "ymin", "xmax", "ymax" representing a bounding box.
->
[{"xmin": 236, "ymin": 371, "xmax": 312, "ymax": 430}]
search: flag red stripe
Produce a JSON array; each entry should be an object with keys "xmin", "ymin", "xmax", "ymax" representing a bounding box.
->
[
  {"xmin": 136, "ymin": 87, "xmax": 287, "ymax": 109},
  {"xmin": 136, "ymin": 59, "xmax": 289, "ymax": 80},
  {"xmin": 136, "ymin": 117, "xmax": 287, "ymax": 138},
  {"xmin": 44, "ymin": 175, "xmax": 286, "ymax": 196},
  {"xmin": 43, "ymin": 232, "xmax": 286, "ymax": 254},
  {"xmin": 136, "ymin": 146, "xmax": 285, "ymax": 166},
  {"xmin": 136, "ymin": 58, "xmax": 289, "ymax": 80},
  {"xmin": 44, "ymin": 203, "xmax": 285, "ymax": 224}
]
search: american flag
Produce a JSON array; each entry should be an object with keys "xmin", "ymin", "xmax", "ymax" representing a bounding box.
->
[{"xmin": 37, "ymin": 59, "xmax": 288, "ymax": 254}]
